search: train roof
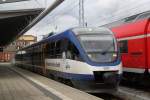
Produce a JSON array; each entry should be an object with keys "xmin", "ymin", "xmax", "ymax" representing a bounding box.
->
[
  {"xmin": 18, "ymin": 27, "xmax": 113, "ymax": 51},
  {"xmin": 112, "ymin": 19, "xmax": 149, "ymax": 39},
  {"xmin": 72, "ymin": 27, "xmax": 113, "ymax": 35}
]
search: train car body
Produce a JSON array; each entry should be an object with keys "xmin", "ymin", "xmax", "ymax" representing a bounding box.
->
[
  {"xmin": 15, "ymin": 27, "xmax": 122, "ymax": 93},
  {"xmin": 112, "ymin": 13, "xmax": 150, "ymax": 82}
]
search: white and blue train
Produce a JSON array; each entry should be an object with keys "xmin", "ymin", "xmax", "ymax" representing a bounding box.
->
[{"xmin": 15, "ymin": 27, "xmax": 122, "ymax": 93}]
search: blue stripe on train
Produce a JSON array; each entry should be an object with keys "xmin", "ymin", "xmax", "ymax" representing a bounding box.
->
[{"xmin": 47, "ymin": 69, "xmax": 94, "ymax": 80}]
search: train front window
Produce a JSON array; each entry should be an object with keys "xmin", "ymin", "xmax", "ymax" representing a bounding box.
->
[{"xmin": 78, "ymin": 34, "xmax": 117, "ymax": 63}]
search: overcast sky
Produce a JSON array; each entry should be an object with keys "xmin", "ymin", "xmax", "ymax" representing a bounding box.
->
[
  {"xmin": 0, "ymin": 0, "xmax": 55, "ymax": 10},
  {"xmin": 0, "ymin": 0, "xmax": 150, "ymax": 41}
]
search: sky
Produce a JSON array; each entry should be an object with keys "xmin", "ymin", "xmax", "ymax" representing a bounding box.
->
[
  {"xmin": 0, "ymin": 0, "xmax": 56, "ymax": 10},
  {"xmin": 0, "ymin": 0, "xmax": 150, "ymax": 41}
]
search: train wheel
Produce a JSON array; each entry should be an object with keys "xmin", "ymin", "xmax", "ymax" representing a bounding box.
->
[
  {"xmin": 65, "ymin": 79, "xmax": 73, "ymax": 87},
  {"xmin": 49, "ymin": 74, "xmax": 55, "ymax": 80}
]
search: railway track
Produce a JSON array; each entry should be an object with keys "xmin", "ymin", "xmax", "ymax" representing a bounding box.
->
[
  {"xmin": 112, "ymin": 86, "xmax": 150, "ymax": 100},
  {"xmin": 92, "ymin": 86, "xmax": 150, "ymax": 100},
  {"xmin": 92, "ymin": 93, "xmax": 122, "ymax": 100}
]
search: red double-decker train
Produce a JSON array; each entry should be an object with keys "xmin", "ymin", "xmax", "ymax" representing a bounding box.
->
[{"xmin": 111, "ymin": 12, "xmax": 150, "ymax": 83}]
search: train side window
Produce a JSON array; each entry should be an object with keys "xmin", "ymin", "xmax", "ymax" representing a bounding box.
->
[
  {"xmin": 45, "ymin": 41, "xmax": 62, "ymax": 59},
  {"xmin": 55, "ymin": 40, "xmax": 62, "ymax": 58},
  {"xmin": 118, "ymin": 40, "xmax": 128, "ymax": 53},
  {"xmin": 49, "ymin": 42, "xmax": 55, "ymax": 58},
  {"xmin": 66, "ymin": 40, "xmax": 82, "ymax": 61},
  {"xmin": 135, "ymin": 12, "xmax": 150, "ymax": 21},
  {"xmin": 45, "ymin": 42, "xmax": 53, "ymax": 58}
]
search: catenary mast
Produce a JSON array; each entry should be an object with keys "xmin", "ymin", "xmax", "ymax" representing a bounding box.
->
[{"xmin": 79, "ymin": 0, "xmax": 85, "ymax": 27}]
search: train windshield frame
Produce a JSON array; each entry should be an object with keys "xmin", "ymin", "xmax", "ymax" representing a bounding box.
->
[{"xmin": 77, "ymin": 33, "xmax": 118, "ymax": 63}]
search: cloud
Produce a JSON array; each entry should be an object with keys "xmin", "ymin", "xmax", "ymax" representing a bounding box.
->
[
  {"xmin": 54, "ymin": 15, "xmax": 79, "ymax": 32},
  {"xmin": 84, "ymin": 0, "xmax": 121, "ymax": 26},
  {"xmin": 27, "ymin": 14, "xmax": 79, "ymax": 41},
  {"xmin": 25, "ymin": 0, "xmax": 150, "ymax": 41},
  {"xmin": 0, "ymin": 0, "xmax": 56, "ymax": 11}
]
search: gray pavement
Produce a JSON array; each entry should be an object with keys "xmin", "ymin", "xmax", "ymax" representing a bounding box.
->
[
  {"xmin": 0, "ymin": 63, "xmax": 102, "ymax": 100},
  {"xmin": 0, "ymin": 63, "xmax": 52, "ymax": 100}
]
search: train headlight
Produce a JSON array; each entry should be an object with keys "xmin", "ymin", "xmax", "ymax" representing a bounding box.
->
[
  {"xmin": 112, "ymin": 53, "xmax": 117, "ymax": 61},
  {"xmin": 112, "ymin": 53, "xmax": 117, "ymax": 57},
  {"xmin": 88, "ymin": 54, "xmax": 92, "ymax": 58},
  {"xmin": 118, "ymin": 63, "xmax": 123, "ymax": 74}
]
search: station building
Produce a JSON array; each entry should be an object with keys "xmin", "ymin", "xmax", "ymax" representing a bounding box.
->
[{"xmin": 0, "ymin": 35, "xmax": 37, "ymax": 62}]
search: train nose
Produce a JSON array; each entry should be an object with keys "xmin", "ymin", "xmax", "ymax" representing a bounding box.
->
[
  {"xmin": 103, "ymin": 72, "xmax": 118, "ymax": 85},
  {"xmin": 94, "ymin": 71, "xmax": 120, "ymax": 85}
]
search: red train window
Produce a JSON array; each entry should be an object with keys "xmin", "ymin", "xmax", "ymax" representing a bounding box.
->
[{"xmin": 118, "ymin": 40, "xmax": 128, "ymax": 53}]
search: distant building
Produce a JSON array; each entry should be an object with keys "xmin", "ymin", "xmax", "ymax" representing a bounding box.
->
[
  {"xmin": 15, "ymin": 35, "xmax": 37, "ymax": 50},
  {"xmin": 0, "ymin": 35, "xmax": 37, "ymax": 62}
]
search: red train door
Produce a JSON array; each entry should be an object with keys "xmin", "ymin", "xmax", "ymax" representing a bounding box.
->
[
  {"xmin": 147, "ymin": 23, "xmax": 150, "ymax": 72},
  {"xmin": 129, "ymin": 37, "xmax": 146, "ymax": 71},
  {"xmin": 119, "ymin": 36, "xmax": 146, "ymax": 73}
]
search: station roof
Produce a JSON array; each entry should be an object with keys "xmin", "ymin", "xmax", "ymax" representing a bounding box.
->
[{"xmin": 0, "ymin": 8, "xmax": 43, "ymax": 46}]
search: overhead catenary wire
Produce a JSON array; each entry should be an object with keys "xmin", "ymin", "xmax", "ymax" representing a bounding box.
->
[
  {"xmin": 90, "ymin": 0, "xmax": 150, "ymax": 26},
  {"xmin": 17, "ymin": 0, "xmax": 64, "ymax": 38}
]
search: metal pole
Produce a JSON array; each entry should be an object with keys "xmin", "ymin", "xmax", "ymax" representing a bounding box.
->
[
  {"xmin": 17, "ymin": 0, "xmax": 64, "ymax": 38},
  {"xmin": 45, "ymin": 0, "xmax": 47, "ymax": 7},
  {"xmin": 79, "ymin": 0, "xmax": 85, "ymax": 27}
]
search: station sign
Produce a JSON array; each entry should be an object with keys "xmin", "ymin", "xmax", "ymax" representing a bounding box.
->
[{"xmin": 0, "ymin": 0, "xmax": 29, "ymax": 4}]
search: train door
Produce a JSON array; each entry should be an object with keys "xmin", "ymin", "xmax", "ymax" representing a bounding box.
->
[
  {"xmin": 31, "ymin": 47, "xmax": 35, "ymax": 71},
  {"xmin": 119, "ymin": 37, "xmax": 146, "ymax": 73},
  {"xmin": 128, "ymin": 38, "xmax": 146, "ymax": 71},
  {"xmin": 61, "ymin": 39, "xmax": 68, "ymax": 78},
  {"xmin": 61, "ymin": 39, "xmax": 81, "ymax": 76},
  {"xmin": 42, "ymin": 44, "xmax": 47, "ymax": 76},
  {"xmin": 147, "ymin": 23, "xmax": 150, "ymax": 72}
]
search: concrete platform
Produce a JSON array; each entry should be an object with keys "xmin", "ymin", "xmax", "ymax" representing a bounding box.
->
[
  {"xmin": 0, "ymin": 63, "xmax": 52, "ymax": 100},
  {"xmin": 0, "ymin": 63, "xmax": 102, "ymax": 100}
]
